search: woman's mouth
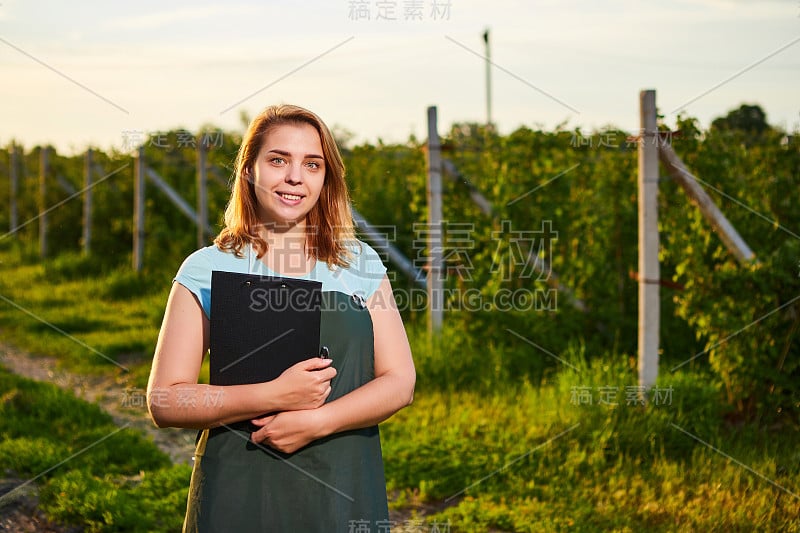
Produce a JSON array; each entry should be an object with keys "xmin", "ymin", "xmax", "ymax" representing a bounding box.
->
[{"xmin": 276, "ymin": 191, "xmax": 304, "ymax": 203}]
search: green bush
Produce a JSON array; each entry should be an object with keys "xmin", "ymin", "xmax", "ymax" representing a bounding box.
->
[
  {"xmin": 2, "ymin": 112, "xmax": 796, "ymax": 420},
  {"xmin": 664, "ymin": 117, "xmax": 800, "ymax": 422}
]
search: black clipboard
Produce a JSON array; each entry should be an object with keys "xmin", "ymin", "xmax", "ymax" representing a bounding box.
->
[{"xmin": 209, "ymin": 271, "xmax": 322, "ymax": 386}]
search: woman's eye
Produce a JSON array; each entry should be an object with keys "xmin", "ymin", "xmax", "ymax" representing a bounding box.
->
[
  {"xmin": 270, "ymin": 157, "xmax": 286, "ymax": 165},
  {"xmin": 306, "ymin": 161, "xmax": 321, "ymax": 169}
]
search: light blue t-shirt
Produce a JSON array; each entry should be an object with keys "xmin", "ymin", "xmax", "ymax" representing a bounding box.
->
[{"xmin": 174, "ymin": 240, "xmax": 387, "ymax": 319}]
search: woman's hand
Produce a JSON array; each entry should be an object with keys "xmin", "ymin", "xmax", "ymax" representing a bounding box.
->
[
  {"xmin": 250, "ymin": 409, "xmax": 322, "ymax": 454},
  {"xmin": 269, "ymin": 358, "xmax": 337, "ymax": 412}
]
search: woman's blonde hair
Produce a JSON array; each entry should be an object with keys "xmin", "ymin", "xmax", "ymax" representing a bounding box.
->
[{"xmin": 214, "ymin": 104, "xmax": 355, "ymax": 267}]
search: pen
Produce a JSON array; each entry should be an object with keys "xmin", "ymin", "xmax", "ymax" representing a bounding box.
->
[{"xmin": 319, "ymin": 346, "xmax": 330, "ymax": 359}]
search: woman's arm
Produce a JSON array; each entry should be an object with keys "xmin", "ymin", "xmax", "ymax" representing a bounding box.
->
[
  {"xmin": 250, "ymin": 275, "xmax": 416, "ymax": 452},
  {"xmin": 147, "ymin": 282, "xmax": 337, "ymax": 430}
]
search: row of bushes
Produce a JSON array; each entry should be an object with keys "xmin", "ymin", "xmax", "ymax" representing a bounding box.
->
[{"xmin": 0, "ymin": 106, "xmax": 798, "ymax": 421}]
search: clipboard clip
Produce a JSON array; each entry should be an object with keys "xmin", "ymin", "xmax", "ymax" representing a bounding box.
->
[{"xmin": 319, "ymin": 346, "xmax": 330, "ymax": 359}]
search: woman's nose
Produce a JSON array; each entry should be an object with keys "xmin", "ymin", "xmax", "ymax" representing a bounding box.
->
[{"xmin": 285, "ymin": 163, "xmax": 303, "ymax": 184}]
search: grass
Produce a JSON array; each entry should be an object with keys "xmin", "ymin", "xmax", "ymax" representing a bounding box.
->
[
  {"xmin": 381, "ymin": 360, "xmax": 800, "ymax": 531},
  {"xmin": 0, "ymin": 242, "xmax": 173, "ymax": 387},
  {"xmin": 0, "ymin": 242, "xmax": 799, "ymax": 531},
  {"xmin": 0, "ymin": 364, "xmax": 191, "ymax": 532}
]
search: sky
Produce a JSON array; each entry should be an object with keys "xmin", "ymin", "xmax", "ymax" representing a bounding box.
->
[{"xmin": 0, "ymin": 0, "xmax": 798, "ymax": 154}]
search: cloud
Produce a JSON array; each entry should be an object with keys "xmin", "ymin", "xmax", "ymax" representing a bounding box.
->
[{"xmin": 104, "ymin": 5, "xmax": 250, "ymax": 31}]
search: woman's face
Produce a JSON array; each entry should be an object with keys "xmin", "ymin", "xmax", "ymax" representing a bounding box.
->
[{"xmin": 250, "ymin": 122, "xmax": 325, "ymax": 230}]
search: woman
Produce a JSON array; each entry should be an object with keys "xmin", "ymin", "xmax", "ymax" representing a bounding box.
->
[{"xmin": 147, "ymin": 104, "xmax": 416, "ymax": 532}]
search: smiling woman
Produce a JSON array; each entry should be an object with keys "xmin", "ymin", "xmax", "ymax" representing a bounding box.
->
[{"xmin": 146, "ymin": 104, "xmax": 416, "ymax": 532}]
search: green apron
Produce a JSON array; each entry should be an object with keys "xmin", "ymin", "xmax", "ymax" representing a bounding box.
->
[{"xmin": 183, "ymin": 291, "xmax": 389, "ymax": 532}]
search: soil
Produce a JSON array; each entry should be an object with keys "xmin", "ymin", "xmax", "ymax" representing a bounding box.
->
[{"xmin": 0, "ymin": 478, "xmax": 80, "ymax": 533}]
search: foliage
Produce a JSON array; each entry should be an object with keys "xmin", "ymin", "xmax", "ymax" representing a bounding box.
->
[
  {"xmin": 0, "ymin": 105, "xmax": 797, "ymax": 418},
  {"xmin": 663, "ymin": 114, "xmax": 800, "ymax": 423},
  {"xmin": 711, "ymin": 103, "xmax": 771, "ymax": 143}
]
